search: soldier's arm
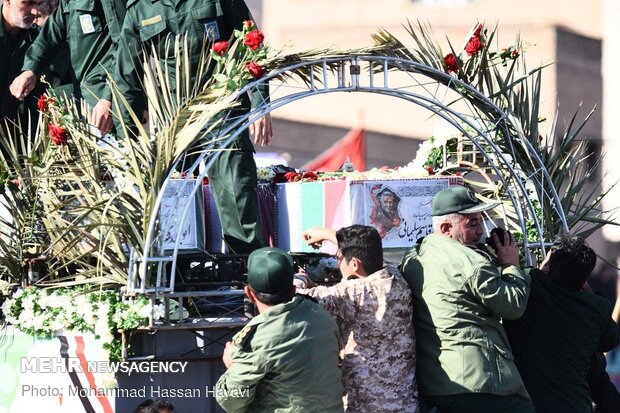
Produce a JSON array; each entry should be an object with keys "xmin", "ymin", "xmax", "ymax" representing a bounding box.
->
[
  {"xmin": 22, "ymin": 1, "xmax": 68, "ymax": 75},
  {"xmin": 215, "ymin": 344, "xmax": 265, "ymax": 413},
  {"xmin": 222, "ymin": 0, "xmax": 271, "ymax": 135},
  {"xmin": 467, "ymin": 263, "xmax": 531, "ymax": 320}
]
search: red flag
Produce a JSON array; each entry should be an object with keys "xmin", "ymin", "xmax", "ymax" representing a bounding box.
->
[{"xmin": 301, "ymin": 128, "xmax": 365, "ymax": 172}]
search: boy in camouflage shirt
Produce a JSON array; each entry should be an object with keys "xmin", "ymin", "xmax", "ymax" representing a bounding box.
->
[{"xmin": 297, "ymin": 225, "xmax": 418, "ymax": 413}]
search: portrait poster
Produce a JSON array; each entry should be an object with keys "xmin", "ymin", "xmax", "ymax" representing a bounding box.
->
[
  {"xmin": 349, "ymin": 178, "xmax": 454, "ymax": 248},
  {"xmin": 160, "ymin": 180, "xmax": 205, "ymax": 252}
]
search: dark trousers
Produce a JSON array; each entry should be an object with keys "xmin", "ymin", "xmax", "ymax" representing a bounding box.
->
[
  {"xmin": 207, "ymin": 135, "xmax": 264, "ymax": 255},
  {"xmin": 425, "ymin": 393, "xmax": 536, "ymax": 413}
]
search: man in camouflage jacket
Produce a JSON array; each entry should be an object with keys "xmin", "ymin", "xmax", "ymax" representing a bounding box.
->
[{"xmin": 298, "ymin": 224, "xmax": 418, "ymax": 413}]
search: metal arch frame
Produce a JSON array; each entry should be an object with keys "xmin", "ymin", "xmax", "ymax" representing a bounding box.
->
[{"xmin": 128, "ymin": 55, "xmax": 569, "ymax": 293}]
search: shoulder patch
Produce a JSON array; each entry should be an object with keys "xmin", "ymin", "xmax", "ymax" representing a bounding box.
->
[
  {"xmin": 141, "ymin": 15, "xmax": 162, "ymax": 26},
  {"xmin": 232, "ymin": 324, "xmax": 256, "ymax": 348}
]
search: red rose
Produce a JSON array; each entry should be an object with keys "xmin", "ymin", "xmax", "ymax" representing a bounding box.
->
[
  {"xmin": 243, "ymin": 20, "xmax": 254, "ymax": 30},
  {"xmin": 302, "ymin": 171, "xmax": 318, "ymax": 181},
  {"xmin": 473, "ymin": 24, "xmax": 483, "ymax": 37},
  {"xmin": 444, "ymin": 53, "xmax": 459, "ymax": 73},
  {"xmin": 49, "ymin": 123, "xmax": 67, "ymax": 145},
  {"xmin": 37, "ymin": 94, "xmax": 47, "ymax": 111},
  {"xmin": 511, "ymin": 49, "xmax": 519, "ymax": 58},
  {"xmin": 244, "ymin": 29, "xmax": 264, "ymax": 50},
  {"xmin": 212, "ymin": 41, "xmax": 229, "ymax": 56},
  {"xmin": 284, "ymin": 171, "xmax": 301, "ymax": 182},
  {"xmin": 202, "ymin": 176, "xmax": 209, "ymax": 186},
  {"xmin": 246, "ymin": 62, "xmax": 264, "ymax": 79},
  {"xmin": 465, "ymin": 36, "xmax": 482, "ymax": 56},
  {"xmin": 426, "ymin": 166, "xmax": 435, "ymax": 176}
]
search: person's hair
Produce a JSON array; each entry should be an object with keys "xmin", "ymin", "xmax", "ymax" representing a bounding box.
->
[
  {"xmin": 432, "ymin": 213, "xmax": 463, "ymax": 233},
  {"xmin": 336, "ymin": 225, "xmax": 383, "ymax": 274},
  {"xmin": 134, "ymin": 399, "xmax": 175, "ymax": 413},
  {"xmin": 248, "ymin": 285, "xmax": 293, "ymax": 306},
  {"xmin": 37, "ymin": 0, "xmax": 58, "ymax": 17},
  {"xmin": 547, "ymin": 234, "xmax": 597, "ymax": 290}
]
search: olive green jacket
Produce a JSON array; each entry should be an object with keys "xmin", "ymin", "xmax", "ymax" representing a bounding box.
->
[
  {"xmin": 22, "ymin": 0, "xmax": 125, "ymax": 107},
  {"xmin": 400, "ymin": 233, "xmax": 531, "ymax": 399},
  {"xmin": 115, "ymin": 0, "xmax": 267, "ymax": 145},
  {"xmin": 216, "ymin": 295, "xmax": 344, "ymax": 413}
]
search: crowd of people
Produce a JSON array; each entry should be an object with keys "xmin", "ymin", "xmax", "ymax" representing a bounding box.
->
[
  {"xmin": 1, "ymin": 0, "xmax": 272, "ymax": 255},
  {"xmin": 2, "ymin": 1, "xmax": 619, "ymax": 411},
  {"xmin": 216, "ymin": 186, "xmax": 619, "ymax": 413}
]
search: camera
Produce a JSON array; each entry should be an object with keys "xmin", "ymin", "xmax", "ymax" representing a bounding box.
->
[{"xmin": 486, "ymin": 227, "xmax": 511, "ymax": 250}]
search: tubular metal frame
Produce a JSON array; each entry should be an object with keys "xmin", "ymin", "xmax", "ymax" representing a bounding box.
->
[{"xmin": 126, "ymin": 55, "xmax": 568, "ymax": 294}]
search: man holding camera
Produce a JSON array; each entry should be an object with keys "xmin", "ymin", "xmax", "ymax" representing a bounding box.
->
[{"xmin": 400, "ymin": 186, "xmax": 534, "ymax": 413}]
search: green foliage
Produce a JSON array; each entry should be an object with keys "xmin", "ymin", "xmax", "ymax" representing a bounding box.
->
[{"xmin": 371, "ymin": 21, "xmax": 617, "ymax": 244}]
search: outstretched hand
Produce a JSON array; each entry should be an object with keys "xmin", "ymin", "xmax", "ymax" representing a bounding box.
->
[
  {"xmin": 9, "ymin": 71, "xmax": 37, "ymax": 101},
  {"xmin": 250, "ymin": 113, "xmax": 273, "ymax": 147},
  {"xmin": 303, "ymin": 227, "xmax": 337, "ymax": 249}
]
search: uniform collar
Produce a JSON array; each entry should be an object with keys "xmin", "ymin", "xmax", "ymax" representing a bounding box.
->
[{"xmin": 247, "ymin": 295, "xmax": 304, "ymax": 326}]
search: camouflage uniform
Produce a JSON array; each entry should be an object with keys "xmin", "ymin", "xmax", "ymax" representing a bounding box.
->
[{"xmin": 298, "ymin": 264, "xmax": 419, "ymax": 413}]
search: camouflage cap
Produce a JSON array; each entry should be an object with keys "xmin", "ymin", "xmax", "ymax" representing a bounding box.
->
[
  {"xmin": 247, "ymin": 247, "xmax": 294, "ymax": 294},
  {"xmin": 432, "ymin": 186, "xmax": 499, "ymax": 216}
]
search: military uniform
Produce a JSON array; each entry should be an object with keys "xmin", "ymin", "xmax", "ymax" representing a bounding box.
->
[
  {"xmin": 400, "ymin": 233, "xmax": 533, "ymax": 413},
  {"xmin": 21, "ymin": 0, "xmax": 126, "ymax": 109},
  {"xmin": 298, "ymin": 264, "xmax": 419, "ymax": 413},
  {"xmin": 0, "ymin": 5, "xmax": 45, "ymax": 135},
  {"xmin": 215, "ymin": 295, "xmax": 344, "ymax": 413},
  {"xmin": 115, "ymin": 0, "xmax": 266, "ymax": 254}
]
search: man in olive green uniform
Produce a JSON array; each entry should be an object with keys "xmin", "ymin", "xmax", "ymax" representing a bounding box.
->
[
  {"xmin": 216, "ymin": 247, "xmax": 344, "ymax": 413},
  {"xmin": 9, "ymin": 0, "xmax": 125, "ymax": 133},
  {"xmin": 115, "ymin": 0, "xmax": 272, "ymax": 255},
  {"xmin": 400, "ymin": 186, "xmax": 534, "ymax": 413},
  {"xmin": 0, "ymin": 0, "xmax": 45, "ymax": 136},
  {"xmin": 33, "ymin": 0, "xmax": 74, "ymax": 98}
]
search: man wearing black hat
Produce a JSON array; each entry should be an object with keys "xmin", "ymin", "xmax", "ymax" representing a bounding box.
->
[
  {"xmin": 215, "ymin": 247, "xmax": 344, "ymax": 413},
  {"xmin": 400, "ymin": 186, "xmax": 534, "ymax": 413}
]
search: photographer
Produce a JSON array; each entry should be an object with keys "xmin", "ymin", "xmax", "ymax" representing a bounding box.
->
[{"xmin": 400, "ymin": 186, "xmax": 534, "ymax": 413}]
